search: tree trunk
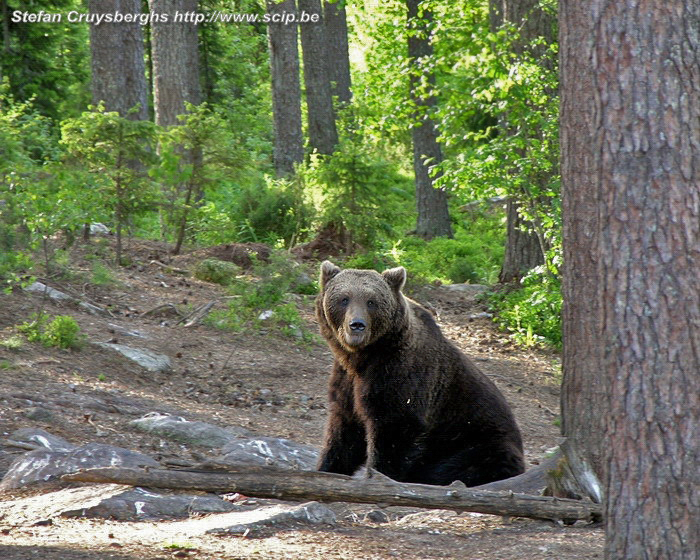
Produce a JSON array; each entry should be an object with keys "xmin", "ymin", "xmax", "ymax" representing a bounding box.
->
[
  {"xmin": 558, "ymin": 0, "xmax": 606, "ymax": 493},
  {"xmin": 489, "ymin": 0, "xmax": 553, "ymax": 283},
  {"xmin": 267, "ymin": 0, "xmax": 304, "ymax": 176},
  {"xmin": 407, "ymin": 0, "xmax": 452, "ymax": 240},
  {"xmin": 149, "ymin": 0, "xmax": 201, "ymax": 127},
  {"xmin": 323, "ymin": 0, "xmax": 352, "ymax": 105},
  {"xmin": 298, "ymin": 0, "xmax": 338, "ymax": 155},
  {"xmin": 592, "ymin": 2, "xmax": 700, "ymax": 557},
  {"xmin": 560, "ymin": 1, "xmax": 700, "ymax": 557},
  {"xmin": 89, "ymin": 0, "xmax": 149, "ymax": 120},
  {"xmin": 498, "ymin": 199, "xmax": 544, "ymax": 283},
  {"xmin": 63, "ymin": 465, "xmax": 601, "ymax": 523},
  {"xmin": 150, "ymin": 0, "xmax": 201, "ymax": 254}
]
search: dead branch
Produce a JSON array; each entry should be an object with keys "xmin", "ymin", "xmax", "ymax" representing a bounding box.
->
[
  {"xmin": 176, "ymin": 301, "xmax": 217, "ymax": 327},
  {"xmin": 63, "ymin": 465, "xmax": 601, "ymax": 523},
  {"xmin": 149, "ymin": 260, "xmax": 189, "ymax": 275},
  {"xmin": 141, "ymin": 303, "xmax": 182, "ymax": 319}
]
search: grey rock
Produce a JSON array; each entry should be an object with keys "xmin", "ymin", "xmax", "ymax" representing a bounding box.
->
[
  {"xmin": 94, "ymin": 343, "xmax": 172, "ymax": 373},
  {"xmin": 207, "ymin": 501, "xmax": 336, "ymax": 536},
  {"xmin": 0, "ymin": 443, "xmax": 158, "ymax": 490},
  {"xmin": 9, "ymin": 428, "xmax": 76, "ymax": 452},
  {"xmin": 25, "ymin": 407, "xmax": 56, "ymax": 423},
  {"xmin": 89, "ymin": 223, "xmax": 110, "ymax": 235},
  {"xmin": 130, "ymin": 413, "xmax": 252, "ymax": 448},
  {"xmin": 60, "ymin": 486, "xmax": 236, "ymax": 521},
  {"xmin": 54, "ymin": 393, "xmax": 120, "ymax": 414},
  {"xmin": 365, "ymin": 509, "xmax": 390, "ymax": 523},
  {"xmin": 442, "ymin": 283, "xmax": 490, "ymax": 296},
  {"xmin": 217, "ymin": 436, "xmax": 318, "ymax": 470},
  {"xmin": 24, "ymin": 281, "xmax": 73, "ymax": 301}
]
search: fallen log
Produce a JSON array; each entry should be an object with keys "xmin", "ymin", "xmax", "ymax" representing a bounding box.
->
[{"xmin": 63, "ymin": 465, "xmax": 601, "ymax": 523}]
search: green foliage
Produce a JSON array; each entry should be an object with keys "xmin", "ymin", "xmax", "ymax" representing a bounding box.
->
[
  {"xmin": 0, "ymin": 335, "xmax": 24, "ymax": 351},
  {"xmin": 300, "ymin": 121, "xmax": 415, "ymax": 251},
  {"xmin": 61, "ymin": 104, "xmax": 158, "ymax": 262},
  {"xmin": 193, "ymin": 258, "xmax": 241, "ymax": 286},
  {"xmin": 18, "ymin": 312, "xmax": 84, "ymax": 349},
  {"xmin": 1, "ymin": 1, "xmax": 90, "ymax": 121},
  {"xmin": 90, "ymin": 261, "xmax": 118, "ymax": 287},
  {"xmin": 344, "ymin": 207, "xmax": 505, "ymax": 286},
  {"xmin": 488, "ymin": 268, "xmax": 562, "ymax": 348},
  {"xmin": 207, "ymin": 253, "xmax": 315, "ymax": 342}
]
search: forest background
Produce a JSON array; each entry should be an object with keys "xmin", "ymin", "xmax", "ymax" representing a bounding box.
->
[{"xmin": 0, "ymin": 0, "xmax": 560, "ymax": 348}]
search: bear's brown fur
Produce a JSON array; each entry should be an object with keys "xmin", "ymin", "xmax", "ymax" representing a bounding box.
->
[{"xmin": 316, "ymin": 261, "xmax": 525, "ymax": 486}]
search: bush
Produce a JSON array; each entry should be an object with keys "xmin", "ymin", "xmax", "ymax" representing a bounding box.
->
[
  {"xmin": 206, "ymin": 252, "xmax": 315, "ymax": 342},
  {"xmin": 488, "ymin": 269, "xmax": 562, "ymax": 348},
  {"xmin": 18, "ymin": 312, "xmax": 84, "ymax": 349},
  {"xmin": 193, "ymin": 258, "xmax": 241, "ymax": 286}
]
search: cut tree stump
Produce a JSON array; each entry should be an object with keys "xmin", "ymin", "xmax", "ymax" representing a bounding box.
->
[{"xmin": 63, "ymin": 465, "xmax": 601, "ymax": 523}]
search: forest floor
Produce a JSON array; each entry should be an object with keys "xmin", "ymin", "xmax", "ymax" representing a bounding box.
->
[{"xmin": 0, "ymin": 238, "xmax": 603, "ymax": 559}]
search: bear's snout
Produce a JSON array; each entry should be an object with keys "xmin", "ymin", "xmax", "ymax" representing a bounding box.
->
[{"xmin": 349, "ymin": 318, "xmax": 366, "ymax": 332}]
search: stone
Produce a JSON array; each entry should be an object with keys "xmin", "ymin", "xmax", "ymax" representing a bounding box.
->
[
  {"xmin": 442, "ymin": 283, "xmax": 490, "ymax": 296},
  {"xmin": 217, "ymin": 436, "xmax": 318, "ymax": 470},
  {"xmin": 130, "ymin": 413, "xmax": 252, "ymax": 448},
  {"xmin": 60, "ymin": 486, "xmax": 237, "ymax": 521},
  {"xmin": 0, "ymin": 443, "xmax": 158, "ymax": 491},
  {"xmin": 207, "ymin": 501, "xmax": 336, "ymax": 536},
  {"xmin": 94, "ymin": 343, "xmax": 172, "ymax": 373},
  {"xmin": 24, "ymin": 281, "xmax": 73, "ymax": 301},
  {"xmin": 9, "ymin": 428, "xmax": 76, "ymax": 452}
]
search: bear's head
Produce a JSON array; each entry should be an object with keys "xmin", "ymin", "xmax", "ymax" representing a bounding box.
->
[{"xmin": 317, "ymin": 260, "xmax": 407, "ymax": 351}]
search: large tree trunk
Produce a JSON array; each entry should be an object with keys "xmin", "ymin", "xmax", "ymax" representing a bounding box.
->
[
  {"xmin": 406, "ymin": 0, "xmax": 452, "ymax": 240},
  {"xmin": 592, "ymin": 2, "xmax": 700, "ymax": 557},
  {"xmin": 558, "ymin": 0, "xmax": 606, "ymax": 491},
  {"xmin": 149, "ymin": 0, "xmax": 202, "ymax": 254},
  {"xmin": 149, "ymin": 0, "xmax": 201, "ymax": 127},
  {"xmin": 89, "ymin": 0, "xmax": 148, "ymax": 120},
  {"xmin": 560, "ymin": 1, "xmax": 700, "ymax": 557},
  {"xmin": 489, "ymin": 0, "xmax": 553, "ymax": 283},
  {"xmin": 323, "ymin": 0, "xmax": 352, "ymax": 105},
  {"xmin": 267, "ymin": 0, "xmax": 304, "ymax": 177},
  {"xmin": 298, "ymin": 0, "xmax": 338, "ymax": 155},
  {"xmin": 498, "ymin": 199, "xmax": 544, "ymax": 283}
]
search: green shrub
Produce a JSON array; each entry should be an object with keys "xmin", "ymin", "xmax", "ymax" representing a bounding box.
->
[
  {"xmin": 18, "ymin": 312, "xmax": 84, "ymax": 349},
  {"xmin": 193, "ymin": 258, "xmax": 241, "ymax": 286},
  {"xmin": 488, "ymin": 269, "xmax": 562, "ymax": 348},
  {"xmin": 206, "ymin": 252, "xmax": 315, "ymax": 342}
]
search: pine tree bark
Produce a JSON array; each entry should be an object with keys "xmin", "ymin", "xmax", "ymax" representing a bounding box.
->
[
  {"xmin": 89, "ymin": 0, "xmax": 149, "ymax": 120},
  {"xmin": 323, "ymin": 0, "xmax": 352, "ymax": 105},
  {"xmin": 560, "ymin": 1, "xmax": 700, "ymax": 557},
  {"xmin": 149, "ymin": 0, "xmax": 201, "ymax": 127},
  {"xmin": 150, "ymin": 0, "xmax": 202, "ymax": 254},
  {"xmin": 267, "ymin": 0, "xmax": 304, "ymax": 177},
  {"xmin": 558, "ymin": 0, "xmax": 606, "ymax": 491},
  {"xmin": 406, "ymin": 0, "xmax": 452, "ymax": 240},
  {"xmin": 298, "ymin": 0, "xmax": 338, "ymax": 155}
]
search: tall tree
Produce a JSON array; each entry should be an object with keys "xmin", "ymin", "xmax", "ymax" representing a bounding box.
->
[
  {"xmin": 489, "ymin": 0, "xmax": 553, "ymax": 283},
  {"xmin": 406, "ymin": 0, "xmax": 452, "ymax": 240},
  {"xmin": 267, "ymin": 0, "xmax": 304, "ymax": 176},
  {"xmin": 560, "ymin": 1, "xmax": 700, "ymax": 557},
  {"xmin": 149, "ymin": 0, "xmax": 202, "ymax": 254},
  {"xmin": 149, "ymin": 0, "xmax": 201, "ymax": 127},
  {"xmin": 89, "ymin": 0, "xmax": 149, "ymax": 120},
  {"xmin": 323, "ymin": 0, "xmax": 352, "ymax": 105},
  {"xmin": 298, "ymin": 0, "xmax": 338, "ymax": 155}
]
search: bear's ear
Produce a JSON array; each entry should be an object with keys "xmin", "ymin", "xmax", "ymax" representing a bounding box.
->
[
  {"xmin": 320, "ymin": 260, "xmax": 341, "ymax": 289},
  {"xmin": 382, "ymin": 266, "xmax": 406, "ymax": 293}
]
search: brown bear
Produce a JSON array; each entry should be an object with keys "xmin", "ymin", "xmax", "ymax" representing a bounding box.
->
[{"xmin": 315, "ymin": 261, "xmax": 525, "ymax": 487}]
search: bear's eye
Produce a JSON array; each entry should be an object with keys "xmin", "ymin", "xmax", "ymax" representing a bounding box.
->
[
  {"xmin": 367, "ymin": 300, "xmax": 376, "ymax": 308},
  {"xmin": 340, "ymin": 297, "xmax": 349, "ymax": 306}
]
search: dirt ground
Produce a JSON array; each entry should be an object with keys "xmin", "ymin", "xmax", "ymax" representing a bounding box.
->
[{"xmin": 0, "ymin": 238, "xmax": 603, "ymax": 559}]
